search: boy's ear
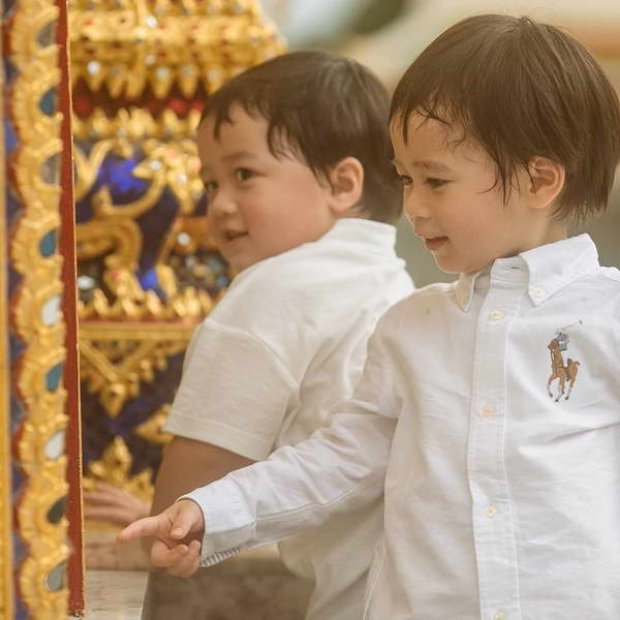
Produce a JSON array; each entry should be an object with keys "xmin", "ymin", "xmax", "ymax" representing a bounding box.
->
[
  {"xmin": 327, "ymin": 157, "xmax": 364, "ymax": 214},
  {"xmin": 526, "ymin": 156, "xmax": 565, "ymax": 210}
]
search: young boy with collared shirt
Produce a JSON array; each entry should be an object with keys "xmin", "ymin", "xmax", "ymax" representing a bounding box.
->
[
  {"xmin": 140, "ymin": 51, "xmax": 413, "ymax": 620},
  {"xmin": 120, "ymin": 15, "xmax": 620, "ymax": 620}
]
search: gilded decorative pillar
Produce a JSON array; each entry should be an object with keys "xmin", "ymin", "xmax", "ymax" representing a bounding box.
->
[
  {"xmin": 3, "ymin": 0, "xmax": 75, "ymax": 615},
  {"xmin": 1, "ymin": 7, "xmax": 13, "ymax": 615},
  {"xmin": 69, "ymin": 0, "xmax": 283, "ymax": 510}
]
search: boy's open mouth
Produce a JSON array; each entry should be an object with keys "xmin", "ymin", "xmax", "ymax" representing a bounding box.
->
[
  {"xmin": 423, "ymin": 236, "xmax": 448, "ymax": 251},
  {"xmin": 224, "ymin": 230, "xmax": 248, "ymax": 242}
]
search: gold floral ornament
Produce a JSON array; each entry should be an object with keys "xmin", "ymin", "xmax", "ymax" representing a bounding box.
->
[
  {"xmin": 134, "ymin": 404, "xmax": 174, "ymax": 446},
  {"xmin": 69, "ymin": 0, "xmax": 285, "ymax": 99},
  {"xmin": 73, "ymin": 108, "xmax": 217, "ymax": 321},
  {"xmin": 84, "ymin": 436, "xmax": 155, "ymax": 505},
  {"xmin": 79, "ymin": 323, "xmax": 194, "ymax": 418}
]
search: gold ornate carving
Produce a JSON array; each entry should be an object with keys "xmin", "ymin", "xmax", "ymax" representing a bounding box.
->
[
  {"xmin": 73, "ymin": 109, "xmax": 217, "ymax": 321},
  {"xmin": 0, "ymin": 44, "xmax": 14, "ymax": 620},
  {"xmin": 8, "ymin": 0, "xmax": 70, "ymax": 615},
  {"xmin": 69, "ymin": 0, "xmax": 285, "ymax": 99},
  {"xmin": 84, "ymin": 436, "xmax": 155, "ymax": 504},
  {"xmin": 135, "ymin": 404, "xmax": 174, "ymax": 446},
  {"xmin": 79, "ymin": 322, "xmax": 196, "ymax": 417}
]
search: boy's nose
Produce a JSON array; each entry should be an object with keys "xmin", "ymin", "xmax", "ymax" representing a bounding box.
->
[
  {"xmin": 207, "ymin": 190, "xmax": 237, "ymax": 217},
  {"xmin": 403, "ymin": 192, "xmax": 431, "ymax": 221}
]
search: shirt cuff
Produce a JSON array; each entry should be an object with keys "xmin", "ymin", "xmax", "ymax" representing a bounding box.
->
[{"xmin": 180, "ymin": 478, "xmax": 256, "ymax": 566}]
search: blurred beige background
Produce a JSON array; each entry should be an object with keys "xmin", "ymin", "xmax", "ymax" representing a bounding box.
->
[{"xmin": 264, "ymin": 0, "xmax": 620, "ymax": 286}]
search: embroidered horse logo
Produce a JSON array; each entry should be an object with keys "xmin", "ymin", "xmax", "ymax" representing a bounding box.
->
[{"xmin": 547, "ymin": 330, "xmax": 580, "ymax": 401}]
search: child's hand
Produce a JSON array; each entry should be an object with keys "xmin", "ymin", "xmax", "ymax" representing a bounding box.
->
[
  {"xmin": 117, "ymin": 499, "xmax": 204, "ymax": 577},
  {"xmin": 84, "ymin": 482, "xmax": 150, "ymax": 526}
]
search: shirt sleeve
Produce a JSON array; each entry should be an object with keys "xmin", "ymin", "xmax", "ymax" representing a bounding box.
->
[
  {"xmin": 164, "ymin": 319, "xmax": 298, "ymax": 461},
  {"xmin": 182, "ymin": 325, "xmax": 399, "ymax": 565}
]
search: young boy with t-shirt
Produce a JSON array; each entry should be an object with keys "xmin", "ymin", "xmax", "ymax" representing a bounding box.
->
[{"xmin": 140, "ymin": 50, "xmax": 413, "ymax": 620}]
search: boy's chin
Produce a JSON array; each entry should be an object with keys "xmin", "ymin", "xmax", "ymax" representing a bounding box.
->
[
  {"xmin": 433, "ymin": 253, "xmax": 491, "ymax": 275},
  {"xmin": 432, "ymin": 256, "xmax": 462, "ymax": 275}
]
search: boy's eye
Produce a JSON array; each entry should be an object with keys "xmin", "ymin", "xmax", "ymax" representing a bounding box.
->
[
  {"xmin": 425, "ymin": 177, "xmax": 448, "ymax": 189},
  {"xmin": 203, "ymin": 180, "xmax": 217, "ymax": 194},
  {"xmin": 396, "ymin": 173, "xmax": 413, "ymax": 187},
  {"xmin": 235, "ymin": 168, "xmax": 255, "ymax": 182}
]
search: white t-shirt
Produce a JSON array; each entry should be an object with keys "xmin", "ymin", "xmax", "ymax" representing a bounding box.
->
[
  {"xmin": 166, "ymin": 218, "xmax": 413, "ymax": 620},
  {"xmin": 188, "ymin": 234, "xmax": 620, "ymax": 619}
]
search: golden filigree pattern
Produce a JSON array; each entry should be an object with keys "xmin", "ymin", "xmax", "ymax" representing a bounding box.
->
[
  {"xmin": 0, "ymin": 41, "xmax": 14, "ymax": 619},
  {"xmin": 69, "ymin": 0, "xmax": 285, "ymax": 98},
  {"xmin": 73, "ymin": 113, "xmax": 216, "ymax": 321},
  {"xmin": 134, "ymin": 404, "xmax": 174, "ymax": 446},
  {"xmin": 83, "ymin": 436, "xmax": 155, "ymax": 504},
  {"xmin": 79, "ymin": 323, "xmax": 196, "ymax": 417},
  {"xmin": 8, "ymin": 0, "xmax": 70, "ymax": 615}
]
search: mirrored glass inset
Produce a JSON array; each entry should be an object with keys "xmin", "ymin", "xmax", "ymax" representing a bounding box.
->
[
  {"xmin": 40, "ymin": 153, "xmax": 60, "ymax": 185},
  {"xmin": 41, "ymin": 295, "xmax": 61, "ymax": 326},
  {"xmin": 44, "ymin": 430, "xmax": 65, "ymax": 460}
]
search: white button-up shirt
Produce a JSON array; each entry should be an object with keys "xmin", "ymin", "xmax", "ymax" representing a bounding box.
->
[{"xmin": 188, "ymin": 234, "xmax": 620, "ymax": 619}]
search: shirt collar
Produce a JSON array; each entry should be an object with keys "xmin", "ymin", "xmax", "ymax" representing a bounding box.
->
[{"xmin": 454, "ymin": 234, "xmax": 600, "ymax": 311}]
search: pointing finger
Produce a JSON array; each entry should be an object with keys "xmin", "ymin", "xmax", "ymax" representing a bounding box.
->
[{"xmin": 117, "ymin": 516, "xmax": 161, "ymax": 543}]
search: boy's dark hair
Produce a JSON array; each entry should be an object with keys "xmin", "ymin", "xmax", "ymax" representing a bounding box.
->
[
  {"xmin": 390, "ymin": 14, "xmax": 620, "ymax": 222},
  {"xmin": 201, "ymin": 51, "xmax": 401, "ymax": 224}
]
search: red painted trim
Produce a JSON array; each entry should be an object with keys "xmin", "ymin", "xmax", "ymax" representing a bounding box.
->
[{"xmin": 56, "ymin": 0, "xmax": 85, "ymax": 615}]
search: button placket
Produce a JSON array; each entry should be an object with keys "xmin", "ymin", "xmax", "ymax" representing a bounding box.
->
[{"xmin": 468, "ymin": 281, "xmax": 524, "ymax": 620}]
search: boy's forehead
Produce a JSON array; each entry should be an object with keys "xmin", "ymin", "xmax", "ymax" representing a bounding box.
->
[
  {"xmin": 199, "ymin": 106, "xmax": 267, "ymax": 138},
  {"xmin": 390, "ymin": 112, "xmax": 490, "ymax": 172},
  {"xmin": 390, "ymin": 113, "xmax": 464, "ymax": 154}
]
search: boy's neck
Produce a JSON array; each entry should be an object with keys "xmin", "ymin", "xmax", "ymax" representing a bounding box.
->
[{"xmin": 468, "ymin": 223, "xmax": 569, "ymax": 277}]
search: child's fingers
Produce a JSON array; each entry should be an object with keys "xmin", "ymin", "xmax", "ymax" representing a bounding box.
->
[
  {"xmin": 169, "ymin": 502, "xmax": 203, "ymax": 539},
  {"xmin": 150, "ymin": 539, "xmax": 189, "ymax": 569},
  {"xmin": 116, "ymin": 515, "xmax": 160, "ymax": 543},
  {"xmin": 167, "ymin": 540, "xmax": 201, "ymax": 578}
]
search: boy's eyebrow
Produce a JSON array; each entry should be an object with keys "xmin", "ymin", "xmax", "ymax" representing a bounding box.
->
[
  {"xmin": 201, "ymin": 150, "xmax": 259, "ymax": 174},
  {"xmin": 391, "ymin": 158, "xmax": 452, "ymax": 174},
  {"xmin": 410, "ymin": 159, "xmax": 453, "ymax": 174},
  {"xmin": 222, "ymin": 150, "xmax": 259, "ymax": 163}
]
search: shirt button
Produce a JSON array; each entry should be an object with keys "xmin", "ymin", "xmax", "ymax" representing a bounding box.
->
[
  {"xmin": 494, "ymin": 613, "xmax": 507, "ymax": 620},
  {"xmin": 531, "ymin": 287, "xmax": 544, "ymax": 299},
  {"xmin": 489, "ymin": 310, "xmax": 505, "ymax": 321},
  {"xmin": 481, "ymin": 405, "xmax": 495, "ymax": 417},
  {"xmin": 485, "ymin": 505, "xmax": 498, "ymax": 518}
]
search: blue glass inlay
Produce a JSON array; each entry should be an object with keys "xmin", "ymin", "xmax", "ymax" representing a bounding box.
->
[
  {"xmin": 39, "ymin": 229, "xmax": 58, "ymax": 257},
  {"xmin": 46, "ymin": 363, "xmax": 63, "ymax": 392},
  {"xmin": 40, "ymin": 154, "xmax": 60, "ymax": 185},
  {"xmin": 47, "ymin": 497, "xmax": 66, "ymax": 525},
  {"xmin": 37, "ymin": 21, "xmax": 57, "ymax": 48},
  {"xmin": 38, "ymin": 88, "xmax": 57, "ymax": 116},
  {"xmin": 46, "ymin": 562, "xmax": 66, "ymax": 592},
  {"xmin": 102, "ymin": 154, "xmax": 148, "ymax": 199},
  {"xmin": 139, "ymin": 267, "xmax": 159, "ymax": 291}
]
